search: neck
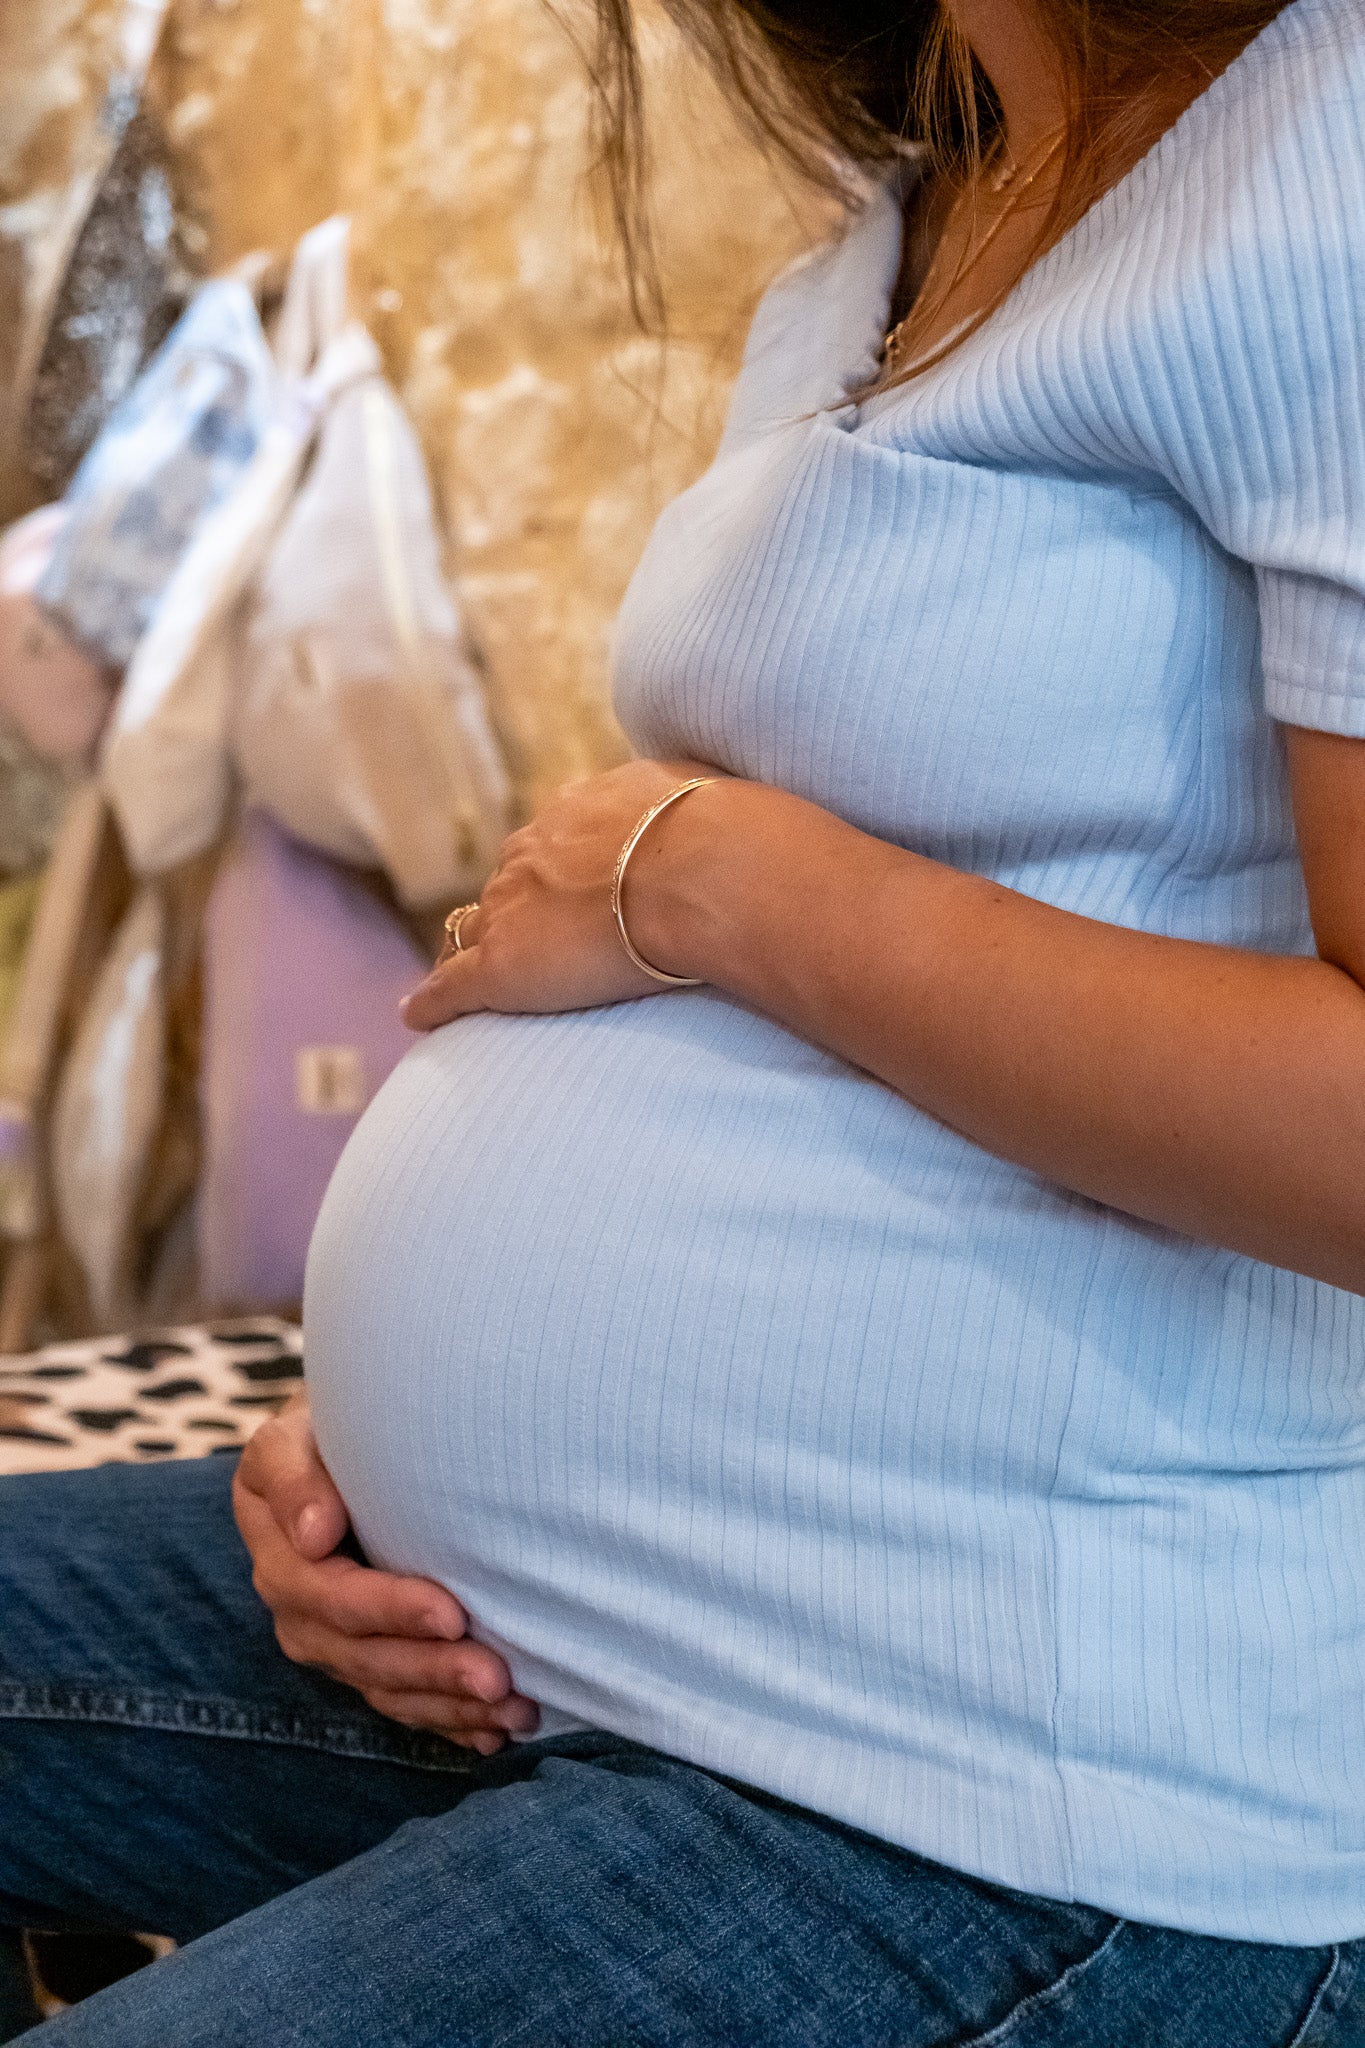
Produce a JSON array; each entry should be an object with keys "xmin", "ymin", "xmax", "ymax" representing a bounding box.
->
[{"xmin": 941, "ymin": 0, "xmax": 1068, "ymax": 159}]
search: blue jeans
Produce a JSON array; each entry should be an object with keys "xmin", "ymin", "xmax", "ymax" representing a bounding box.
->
[{"xmin": 0, "ymin": 1457, "xmax": 1360, "ymax": 2047}]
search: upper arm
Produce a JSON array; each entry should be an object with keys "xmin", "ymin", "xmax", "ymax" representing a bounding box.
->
[{"xmin": 1286, "ymin": 725, "xmax": 1365, "ymax": 988}]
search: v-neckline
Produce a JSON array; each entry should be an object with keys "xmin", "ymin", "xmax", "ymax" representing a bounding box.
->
[{"xmin": 846, "ymin": 0, "xmax": 1312, "ymax": 415}]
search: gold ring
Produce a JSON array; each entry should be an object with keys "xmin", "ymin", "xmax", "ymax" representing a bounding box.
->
[{"xmin": 444, "ymin": 902, "xmax": 479, "ymax": 953}]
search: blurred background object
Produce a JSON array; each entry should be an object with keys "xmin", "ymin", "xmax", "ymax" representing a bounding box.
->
[
  {"xmin": 18, "ymin": 0, "xmax": 194, "ymax": 499},
  {"xmin": 0, "ymin": 0, "xmax": 825, "ymax": 1347},
  {"xmin": 1, "ymin": 0, "xmax": 824, "ymax": 806}
]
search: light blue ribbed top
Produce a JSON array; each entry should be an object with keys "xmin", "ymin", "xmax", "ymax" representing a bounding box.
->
[{"xmin": 306, "ymin": 0, "xmax": 1365, "ymax": 1943}]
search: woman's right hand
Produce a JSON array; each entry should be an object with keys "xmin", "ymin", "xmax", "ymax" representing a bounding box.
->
[{"xmin": 232, "ymin": 1392, "xmax": 539, "ymax": 1755}]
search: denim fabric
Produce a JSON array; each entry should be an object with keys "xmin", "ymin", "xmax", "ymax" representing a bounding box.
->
[{"xmin": 0, "ymin": 1456, "xmax": 1360, "ymax": 2047}]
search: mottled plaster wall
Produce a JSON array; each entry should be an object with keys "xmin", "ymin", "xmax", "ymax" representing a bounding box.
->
[{"xmin": 2, "ymin": 0, "xmax": 827, "ymax": 808}]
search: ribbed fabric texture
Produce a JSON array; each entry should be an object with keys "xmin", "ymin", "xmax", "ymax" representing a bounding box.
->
[{"xmin": 306, "ymin": 0, "xmax": 1365, "ymax": 1944}]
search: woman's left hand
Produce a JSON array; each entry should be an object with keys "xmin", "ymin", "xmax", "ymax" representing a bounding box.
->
[{"xmin": 401, "ymin": 759, "xmax": 720, "ymax": 1031}]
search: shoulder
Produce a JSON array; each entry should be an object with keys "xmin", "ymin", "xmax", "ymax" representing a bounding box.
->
[
  {"xmin": 1163, "ymin": 0, "xmax": 1365, "ymax": 731},
  {"xmin": 1006, "ymin": 0, "xmax": 1365, "ymax": 392},
  {"xmin": 1144, "ymin": 0, "xmax": 1365, "ymax": 341},
  {"xmin": 1117, "ymin": 0, "xmax": 1365, "ymax": 535},
  {"xmin": 1192, "ymin": 0, "xmax": 1365, "ymax": 298}
]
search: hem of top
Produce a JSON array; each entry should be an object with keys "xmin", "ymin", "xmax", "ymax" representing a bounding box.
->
[
  {"xmin": 0, "ymin": 1680, "xmax": 474, "ymax": 1773},
  {"xmin": 896, "ymin": 1803, "xmax": 1365, "ymax": 1949},
  {"xmin": 1263, "ymin": 672, "xmax": 1365, "ymax": 737},
  {"xmin": 602, "ymin": 1701, "xmax": 1365, "ymax": 1947}
]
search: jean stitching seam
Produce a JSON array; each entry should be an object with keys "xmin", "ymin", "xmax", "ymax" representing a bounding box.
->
[
  {"xmin": 1285, "ymin": 1945, "xmax": 1341, "ymax": 2048},
  {"xmin": 958, "ymin": 1920, "xmax": 1128, "ymax": 2048},
  {"xmin": 0, "ymin": 1682, "xmax": 473, "ymax": 1774}
]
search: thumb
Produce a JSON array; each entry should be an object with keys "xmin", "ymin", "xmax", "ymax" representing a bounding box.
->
[
  {"xmin": 238, "ymin": 1396, "xmax": 350, "ymax": 1559},
  {"xmin": 400, "ymin": 949, "xmax": 486, "ymax": 1033},
  {"xmin": 291, "ymin": 1489, "xmax": 349, "ymax": 1562}
]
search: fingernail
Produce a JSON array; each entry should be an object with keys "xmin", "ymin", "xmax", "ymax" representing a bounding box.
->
[
  {"xmin": 401, "ymin": 981, "xmax": 437, "ymax": 1029},
  {"xmin": 425, "ymin": 1610, "xmax": 462, "ymax": 1640},
  {"xmin": 294, "ymin": 1505, "xmax": 322, "ymax": 1547}
]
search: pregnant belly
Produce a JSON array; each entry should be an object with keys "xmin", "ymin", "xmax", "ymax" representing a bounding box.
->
[
  {"xmin": 303, "ymin": 991, "xmax": 1053, "ymax": 1734},
  {"xmin": 304, "ymin": 995, "xmax": 1365, "ymax": 1918}
]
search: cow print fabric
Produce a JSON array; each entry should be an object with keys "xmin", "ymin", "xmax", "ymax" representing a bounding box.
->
[{"xmin": 0, "ymin": 1320, "xmax": 303, "ymax": 1474}]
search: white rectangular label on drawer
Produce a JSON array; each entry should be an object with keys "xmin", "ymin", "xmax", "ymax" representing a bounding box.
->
[{"xmin": 295, "ymin": 1045, "xmax": 367, "ymax": 1115}]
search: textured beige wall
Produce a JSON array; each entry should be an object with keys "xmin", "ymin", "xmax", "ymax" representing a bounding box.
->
[
  {"xmin": 2, "ymin": 0, "xmax": 828, "ymax": 810},
  {"xmin": 0, "ymin": 0, "xmax": 123, "ymax": 508}
]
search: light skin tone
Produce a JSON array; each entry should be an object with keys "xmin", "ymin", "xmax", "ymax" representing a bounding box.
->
[
  {"xmin": 895, "ymin": 0, "xmax": 1072, "ymax": 358},
  {"xmin": 236, "ymin": 0, "xmax": 1361, "ymax": 1752}
]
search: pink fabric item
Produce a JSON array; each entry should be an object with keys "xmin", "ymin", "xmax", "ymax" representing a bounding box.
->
[
  {"xmin": 198, "ymin": 809, "xmax": 427, "ymax": 1310},
  {"xmin": 0, "ymin": 507, "xmax": 115, "ymax": 762}
]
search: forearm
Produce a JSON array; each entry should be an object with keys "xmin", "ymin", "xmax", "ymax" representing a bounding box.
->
[{"xmin": 629, "ymin": 777, "xmax": 1365, "ymax": 1293}]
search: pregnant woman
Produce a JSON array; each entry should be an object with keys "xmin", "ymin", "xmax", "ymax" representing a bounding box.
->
[{"xmin": 3, "ymin": 0, "xmax": 1365, "ymax": 2037}]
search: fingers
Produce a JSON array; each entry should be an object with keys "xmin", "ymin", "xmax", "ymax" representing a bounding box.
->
[
  {"xmin": 232, "ymin": 1395, "xmax": 533, "ymax": 1753},
  {"xmin": 236, "ymin": 1484, "xmax": 469, "ymax": 1644},
  {"xmin": 233, "ymin": 1394, "xmax": 350, "ymax": 1560},
  {"xmin": 360, "ymin": 1690, "xmax": 540, "ymax": 1749},
  {"xmin": 237, "ymin": 1485, "xmax": 526, "ymax": 1740},
  {"xmin": 401, "ymin": 948, "xmax": 486, "ymax": 1032},
  {"xmin": 436, "ymin": 903, "xmax": 485, "ymax": 971},
  {"xmin": 234, "ymin": 1404, "xmax": 466, "ymax": 1640},
  {"xmin": 278, "ymin": 1614, "xmax": 522, "ymax": 1706},
  {"xmin": 300, "ymin": 1553, "xmax": 473, "ymax": 1644},
  {"xmin": 285, "ymin": 1629, "xmax": 508, "ymax": 1698}
]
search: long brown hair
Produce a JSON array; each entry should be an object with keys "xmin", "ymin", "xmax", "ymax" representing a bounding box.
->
[{"xmin": 586, "ymin": 0, "xmax": 1286, "ymax": 383}]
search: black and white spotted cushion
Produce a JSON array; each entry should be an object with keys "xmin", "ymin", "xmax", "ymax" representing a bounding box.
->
[{"xmin": 0, "ymin": 1320, "xmax": 304, "ymax": 1475}]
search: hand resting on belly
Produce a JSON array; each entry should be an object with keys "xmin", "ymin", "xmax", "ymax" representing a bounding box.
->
[
  {"xmin": 263, "ymin": 726, "xmax": 1365, "ymax": 1741},
  {"xmin": 233, "ymin": 1391, "xmax": 540, "ymax": 1753}
]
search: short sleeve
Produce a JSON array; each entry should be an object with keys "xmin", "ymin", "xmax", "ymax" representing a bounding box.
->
[{"xmin": 1153, "ymin": 6, "xmax": 1365, "ymax": 733}]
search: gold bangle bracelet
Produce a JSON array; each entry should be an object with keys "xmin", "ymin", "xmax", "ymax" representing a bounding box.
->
[{"xmin": 611, "ymin": 777, "xmax": 717, "ymax": 987}]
